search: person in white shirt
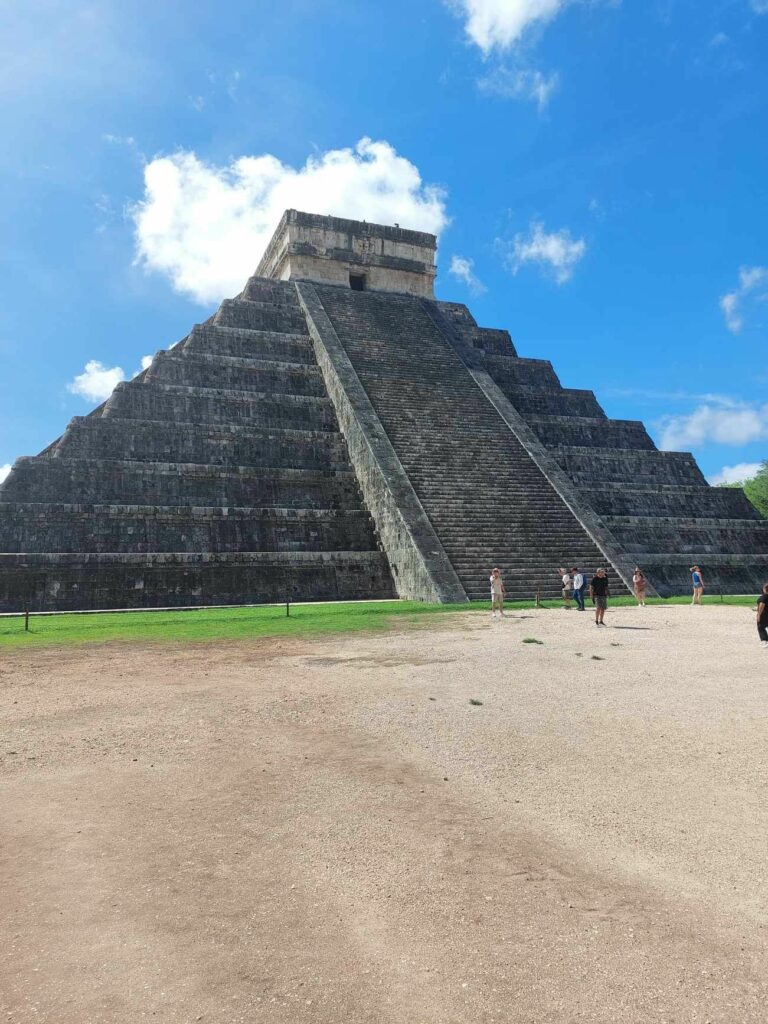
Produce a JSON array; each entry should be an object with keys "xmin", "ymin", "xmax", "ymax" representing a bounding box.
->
[
  {"xmin": 560, "ymin": 567, "xmax": 573, "ymax": 609},
  {"xmin": 571, "ymin": 567, "xmax": 585, "ymax": 611},
  {"xmin": 490, "ymin": 567, "xmax": 506, "ymax": 618}
]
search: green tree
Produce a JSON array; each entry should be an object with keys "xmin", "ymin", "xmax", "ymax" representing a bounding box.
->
[
  {"xmin": 719, "ymin": 460, "xmax": 768, "ymax": 518},
  {"xmin": 744, "ymin": 462, "xmax": 768, "ymax": 517}
]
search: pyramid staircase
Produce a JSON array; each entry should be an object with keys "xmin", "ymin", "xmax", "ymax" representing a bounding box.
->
[{"xmin": 312, "ymin": 286, "xmax": 621, "ymax": 601}]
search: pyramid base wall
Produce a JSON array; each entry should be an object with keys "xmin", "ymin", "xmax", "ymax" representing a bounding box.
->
[{"xmin": 0, "ymin": 551, "xmax": 395, "ymax": 613}]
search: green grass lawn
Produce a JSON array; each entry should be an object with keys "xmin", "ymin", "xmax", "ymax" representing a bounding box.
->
[{"xmin": 0, "ymin": 594, "xmax": 757, "ymax": 650}]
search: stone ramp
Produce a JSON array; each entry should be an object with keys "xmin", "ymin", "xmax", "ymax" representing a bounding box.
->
[
  {"xmin": 0, "ymin": 279, "xmax": 394, "ymax": 611},
  {"xmin": 313, "ymin": 286, "xmax": 620, "ymax": 601}
]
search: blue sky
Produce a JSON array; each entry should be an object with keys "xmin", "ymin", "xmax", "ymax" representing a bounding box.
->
[{"xmin": 1, "ymin": 0, "xmax": 767, "ymax": 484}]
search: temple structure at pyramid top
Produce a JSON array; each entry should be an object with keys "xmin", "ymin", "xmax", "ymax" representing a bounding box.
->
[
  {"xmin": 0, "ymin": 210, "xmax": 765, "ymax": 611},
  {"xmin": 255, "ymin": 209, "xmax": 438, "ymax": 296}
]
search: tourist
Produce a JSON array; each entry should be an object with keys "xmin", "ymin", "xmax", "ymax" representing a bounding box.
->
[
  {"xmin": 757, "ymin": 583, "xmax": 768, "ymax": 649},
  {"xmin": 572, "ymin": 566, "xmax": 586, "ymax": 611},
  {"xmin": 490, "ymin": 567, "xmax": 506, "ymax": 618},
  {"xmin": 632, "ymin": 566, "xmax": 647, "ymax": 607},
  {"xmin": 589, "ymin": 568, "xmax": 610, "ymax": 625},
  {"xmin": 560, "ymin": 567, "xmax": 573, "ymax": 609},
  {"xmin": 690, "ymin": 565, "xmax": 705, "ymax": 605}
]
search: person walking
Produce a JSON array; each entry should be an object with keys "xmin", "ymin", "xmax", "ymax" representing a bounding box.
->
[
  {"xmin": 560, "ymin": 567, "xmax": 573, "ymax": 609},
  {"xmin": 632, "ymin": 566, "xmax": 647, "ymax": 607},
  {"xmin": 757, "ymin": 583, "xmax": 768, "ymax": 649},
  {"xmin": 690, "ymin": 565, "xmax": 705, "ymax": 605},
  {"xmin": 490, "ymin": 567, "xmax": 506, "ymax": 619},
  {"xmin": 572, "ymin": 567, "xmax": 586, "ymax": 611},
  {"xmin": 590, "ymin": 568, "xmax": 610, "ymax": 625}
]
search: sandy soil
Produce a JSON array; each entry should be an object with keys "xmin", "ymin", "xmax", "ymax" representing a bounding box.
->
[{"xmin": 1, "ymin": 603, "xmax": 767, "ymax": 1023}]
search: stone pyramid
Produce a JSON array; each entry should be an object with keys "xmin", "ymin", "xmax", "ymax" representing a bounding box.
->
[{"xmin": 1, "ymin": 210, "xmax": 766, "ymax": 610}]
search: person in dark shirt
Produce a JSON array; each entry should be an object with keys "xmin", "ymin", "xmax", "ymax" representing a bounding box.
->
[
  {"xmin": 757, "ymin": 583, "xmax": 768, "ymax": 648},
  {"xmin": 589, "ymin": 568, "xmax": 610, "ymax": 626}
]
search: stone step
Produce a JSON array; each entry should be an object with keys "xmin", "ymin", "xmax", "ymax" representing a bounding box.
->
[
  {"xmin": 239, "ymin": 277, "xmax": 302, "ymax": 306},
  {"xmin": 586, "ymin": 485, "xmax": 759, "ymax": 520},
  {"xmin": 103, "ymin": 381, "xmax": 338, "ymax": 432},
  {"xmin": 231, "ymin": 297, "xmax": 301, "ymax": 313},
  {"xmin": 451, "ymin": 566, "xmax": 610, "ymax": 581},
  {"xmin": 214, "ymin": 298, "xmax": 308, "ymax": 334},
  {"xmin": 605, "ymin": 514, "xmax": 768, "ymax": 529},
  {"xmin": 2, "ymin": 458, "xmax": 366, "ymax": 509},
  {"xmin": 0, "ymin": 550, "xmax": 395, "ymax": 613},
  {"xmin": 408, "ymin": 489, "xmax": 580, "ymax": 502},
  {"xmin": 53, "ymin": 417, "xmax": 351, "ymax": 469},
  {"xmin": 630, "ymin": 558, "xmax": 768, "ymax": 597},
  {"xmin": 613, "ymin": 552, "xmax": 768, "ymax": 566},
  {"xmin": 552, "ymin": 446, "xmax": 705, "ymax": 486},
  {"xmin": 440, "ymin": 532, "xmax": 607, "ymax": 545},
  {"xmin": 147, "ymin": 351, "xmax": 325, "ymax": 397},
  {"xmin": 463, "ymin": 573, "xmax": 616, "ymax": 587},
  {"xmin": 527, "ymin": 416, "xmax": 655, "ymax": 451},
  {"xmin": 443, "ymin": 535, "xmax": 603, "ymax": 549},
  {"xmin": 463, "ymin": 582, "xmax": 620, "ymax": 598},
  {"xmin": 463, "ymin": 565, "xmax": 624, "ymax": 578},
  {"xmin": 404, "ymin": 473, "xmax": 561, "ymax": 486},
  {"xmin": 605, "ymin": 519, "xmax": 768, "ymax": 555},
  {"xmin": 426, "ymin": 520, "xmax": 600, "ymax": 533},
  {"xmin": 0, "ymin": 503, "xmax": 380, "ymax": 554},
  {"xmin": 481, "ymin": 355, "xmax": 560, "ymax": 388},
  {"xmin": 494, "ymin": 384, "xmax": 606, "ymax": 419},
  {"xmin": 435, "ymin": 536, "xmax": 604, "ymax": 547},
  {"xmin": 432, "ymin": 304, "xmax": 517, "ymax": 358},
  {"xmin": 447, "ymin": 546, "xmax": 608, "ymax": 561},
  {"xmin": 185, "ymin": 324, "xmax": 314, "ymax": 363},
  {"xmin": 172, "ymin": 348, "xmax": 315, "ymax": 373}
]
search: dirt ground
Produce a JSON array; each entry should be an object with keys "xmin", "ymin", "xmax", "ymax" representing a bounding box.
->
[{"xmin": 1, "ymin": 603, "xmax": 767, "ymax": 1023}]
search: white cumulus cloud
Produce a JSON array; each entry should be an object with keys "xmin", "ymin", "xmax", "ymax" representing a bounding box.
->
[
  {"xmin": 709, "ymin": 462, "xmax": 763, "ymax": 485},
  {"xmin": 659, "ymin": 401, "xmax": 768, "ymax": 450},
  {"xmin": 0, "ymin": 463, "xmax": 11, "ymax": 484},
  {"xmin": 449, "ymin": 255, "xmax": 487, "ymax": 294},
  {"xmin": 449, "ymin": 0, "xmax": 574, "ymax": 53},
  {"xmin": 131, "ymin": 138, "xmax": 449, "ymax": 305},
  {"xmin": 67, "ymin": 355, "xmax": 155, "ymax": 403},
  {"xmin": 500, "ymin": 221, "xmax": 586, "ymax": 284},
  {"xmin": 751, "ymin": 1, "xmax": 768, "ymax": 14},
  {"xmin": 719, "ymin": 265, "xmax": 768, "ymax": 333},
  {"xmin": 450, "ymin": 0, "xmax": 614, "ymax": 109},
  {"xmin": 68, "ymin": 360, "xmax": 126, "ymax": 402},
  {"xmin": 477, "ymin": 65, "xmax": 559, "ymax": 109}
]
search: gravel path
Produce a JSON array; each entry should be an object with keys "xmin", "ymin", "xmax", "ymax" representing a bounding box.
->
[{"xmin": 2, "ymin": 604, "xmax": 766, "ymax": 1023}]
